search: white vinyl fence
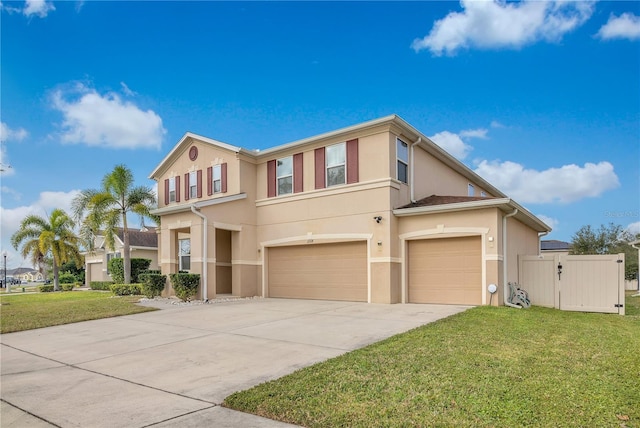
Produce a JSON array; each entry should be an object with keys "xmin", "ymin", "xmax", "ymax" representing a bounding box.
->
[{"xmin": 518, "ymin": 253, "xmax": 626, "ymax": 315}]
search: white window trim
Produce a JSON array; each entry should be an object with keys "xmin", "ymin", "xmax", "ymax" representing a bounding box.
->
[
  {"xmin": 189, "ymin": 171, "xmax": 197, "ymax": 199},
  {"xmin": 169, "ymin": 177, "xmax": 176, "ymax": 203},
  {"xmin": 397, "ymin": 138, "xmax": 408, "ymax": 184},
  {"xmin": 326, "ymin": 142, "xmax": 346, "ymax": 187},
  {"xmin": 212, "ymin": 164, "xmax": 222, "ymax": 194},
  {"xmin": 468, "ymin": 183, "xmax": 475, "ymax": 196},
  {"xmin": 276, "ymin": 156, "xmax": 293, "ymax": 196}
]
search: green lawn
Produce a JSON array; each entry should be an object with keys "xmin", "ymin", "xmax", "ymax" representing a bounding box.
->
[
  {"xmin": 225, "ymin": 295, "xmax": 640, "ymax": 428},
  {"xmin": 0, "ymin": 291, "xmax": 156, "ymax": 333}
]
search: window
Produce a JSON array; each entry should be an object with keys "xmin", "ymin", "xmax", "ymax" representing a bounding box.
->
[
  {"xmin": 326, "ymin": 142, "xmax": 346, "ymax": 187},
  {"xmin": 468, "ymin": 183, "xmax": 475, "ymax": 196},
  {"xmin": 168, "ymin": 177, "xmax": 176, "ymax": 203},
  {"xmin": 277, "ymin": 156, "xmax": 293, "ymax": 195},
  {"xmin": 480, "ymin": 191, "xmax": 487, "ymax": 197},
  {"xmin": 179, "ymin": 239, "xmax": 191, "ymax": 271},
  {"xmin": 106, "ymin": 252, "xmax": 121, "ymax": 275},
  {"xmin": 397, "ymin": 139, "xmax": 408, "ymax": 184},
  {"xmin": 212, "ymin": 165, "xmax": 222, "ymax": 193},
  {"xmin": 189, "ymin": 171, "xmax": 197, "ymax": 199}
]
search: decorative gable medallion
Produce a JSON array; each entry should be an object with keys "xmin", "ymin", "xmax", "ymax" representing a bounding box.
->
[{"xmin": 189, "ymin": 145, "xmax": 198, "ymax": 161}]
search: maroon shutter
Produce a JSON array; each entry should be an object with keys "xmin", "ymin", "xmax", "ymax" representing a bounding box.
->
[
  {"xmin": 175, "ymin": 175, "xmax": 180, "ymax": 202},
  {"xmin": 221, "ymin": 163, "xmax": 228, "ymax": 193},
  {"xmin": 293, "ymin": 153, "xmax": 303, "ymax": 193},
  {"xmin": 267, "ymin": 160, "xmax": 276, "ymax": 197},
  {"xmin": 197, "ymin": 170, "xmax": 202, "ymax": 198},
  {"xmin": 164, "ymin": 179, "xmax": 169, "ymax": 205},
  {"xmin": 346, "ymin": 138, "xmax": 359, "ymax": 184},
  {"xmin": 184, "ymin": 173, "xmax": 190, "ymax": 201},
  {"xmin": 207, "ymin": 167, "xmax": 213, "ymax": 196},
  {"xmin": 314, "ymin": 147, "xmax": 325, "ymax": 189}
]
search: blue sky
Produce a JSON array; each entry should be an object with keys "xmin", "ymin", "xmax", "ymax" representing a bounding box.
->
[{"xmin": 1, "ymin": 0, "xmax": 639, "ymax": 269}]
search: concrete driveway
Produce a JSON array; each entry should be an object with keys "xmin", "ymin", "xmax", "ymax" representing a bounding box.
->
[{"xmin": 1, "ymin": 298, "xmax": 469, "ymax": 427}]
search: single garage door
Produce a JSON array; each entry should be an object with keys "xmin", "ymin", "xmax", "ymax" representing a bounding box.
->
[
  {"xmin": 89, "ymin": 262, "xmax": 104, "ymax": 283},
  {"xmin": 268, "ymin": 241, "xmax": 367, "ymax": 302},
  {"xmin": 408, "ymin": 236, "xmax": 481, "ymax": 305}
]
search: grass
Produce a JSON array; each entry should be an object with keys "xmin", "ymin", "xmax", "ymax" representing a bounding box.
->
[
  {"xmin": 0, "ymin": 291, "xmax": 156, "ymax": 333},
  {"xmin": 224, "ymin": 296, "xmax": 640, "ymax": 428}
]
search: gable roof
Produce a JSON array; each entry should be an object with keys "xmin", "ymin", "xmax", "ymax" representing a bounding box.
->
[
  {"xmin": 394, "ymin": 194, "xmax": 551, "ymax": 233},
  {"xmin": 94, "ymin": 227, "xmax": 158, "ymax": 249}
]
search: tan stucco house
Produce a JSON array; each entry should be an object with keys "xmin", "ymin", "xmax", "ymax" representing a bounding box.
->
[
  {"xmin": 149, "ymin": 115, "xmax": 550, "ymax": 305},
  {"xmin": 84, "ymin": 227, "xmax": 159, "ymax": 285}
]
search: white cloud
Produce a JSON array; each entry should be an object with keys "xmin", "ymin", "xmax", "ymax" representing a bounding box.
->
[
  {"xmin": 23, "ymin": 0, "xmax": 55, "ymax": 18},
  {"xmin": 597, "ymin": 13, "xmax": 640, "ymax": 41},
  {"xmin": 474, "ymin": 160, "xmax": 620, "ymax": 204},
  {"xmin": 429, "ymin": 131, "xmax": 473, "ymax": 160},
  {"xmin": 490, "ymin": 120, "xmax": 505, "ymax": 129},
  {"xmin": 459, "ymin": 128, "xmax": 488, "ymax": 139},
  {"xmin": 1, "ymin": 186, "xmax": 21, "ymax": 201},
  {"xmin": 412, "ymin": 0, "xmax": 594, "ymax": 55},
  {"xmin": 536, "ymin": 214, "xmax": 559, "ymax": 231},
  {"xmin": 51, "ymin": 83, "xmax": 166, "ymax": 149},
  {"xmin": 0, "ymin": 122, "xmax": 28, "ymax": 142},
  {"xmin": 0, "ymin": 189, "xmax": 80, "ymax": 268},
  {"xmin": 120, "ymin": 82, "xmax": 137, "ymax": 97},
  {"xmin": 626, "ymin": 222, "xmax": 640, "ymax": 236}
]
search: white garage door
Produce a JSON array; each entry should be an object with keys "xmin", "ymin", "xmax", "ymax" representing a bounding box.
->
[
  {"xmin": 408, "ymin": 236, "xmax": 481, "ymax": 305},
  {"xmin": 268, "ymin": 241, "xmax": 367, "ymax": 302}
]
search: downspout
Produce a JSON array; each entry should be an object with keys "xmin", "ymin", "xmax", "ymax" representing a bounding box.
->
[
  {"xmin": 190, "ymin": 205, "xmax": 208, "ymax": 302},
  {"xmin": 503, "ymin": 208, "xmax": 520, "ymax": 308},
  {"xmin": 538, "ymin": 231, "xmax": 549, "ymax": 256},
  {"xmin": 410, "ymin": 137, "xmax": 421, "ymax": 203},
  {"xmin": 631, "ymin": 242, "xmax": 640, "ymax": 292}
]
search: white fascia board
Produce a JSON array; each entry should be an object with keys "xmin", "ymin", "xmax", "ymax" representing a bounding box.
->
[
  {"xmin": 149, "ymin": 193, "xmax": 248, "ymax": 216},
  {"xmin": 149, "ymin": 132, "xmax": 246, "ymax": 179}
]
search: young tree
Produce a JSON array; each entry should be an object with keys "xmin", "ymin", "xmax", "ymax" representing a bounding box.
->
[
  {"xmin": 11, "ymin": 209, "xmax": 82, "ymax": 291},
  {"xmin": 72, "ymin": 164, "xmax": 156, "ymax": 284},
  {"xmin": 570, "ymin": 223, "xmax": 639, "ymax": 279}
]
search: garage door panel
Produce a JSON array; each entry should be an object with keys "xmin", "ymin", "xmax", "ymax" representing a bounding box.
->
[
  {"xmin": 409, "ymin": 236, "xmax": 481, "ymax": 305},
  {"xmin": 269, "ymin": 241, "xmax": 367, "ymax": 302}
]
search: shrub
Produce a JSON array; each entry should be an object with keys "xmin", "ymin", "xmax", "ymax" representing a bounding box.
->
[
  {"xmin": 169, "ymin": 273, "xmax": 200, "ymax": 301},
  {"xmin": 61, "ymin": 283, "xmax": 75, "ymax": 291},
  {"xmin": 107, "ymin": 258, "xmax": 152, "ymax": 283},
  {"xmin": 139, "ymin": 273, "xmax": 166, "ymax": 298},
  {"xmin": 39, "ymin": 285, "xmax": 54, "ymax": 292},
  {"xmin": 90, "ymin": 281, "xmax": 114, "ymax": 291},
  {"xmin": 59, "ymin": 272, "xmax": 76, "ymax": 284},
  {"xmin": 110, "ymin": 283, "xmax": 142, "ymax": 296}
]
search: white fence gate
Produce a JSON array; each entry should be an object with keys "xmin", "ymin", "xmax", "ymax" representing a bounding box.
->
[{"xmin": 518, "ymin": 254, "xmax": 626, "ymax": 315}]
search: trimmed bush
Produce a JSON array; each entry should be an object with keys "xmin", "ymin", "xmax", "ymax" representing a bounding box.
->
[
  {"xmin": 169, "ymin": 273, "xmax": 200, "ymax": 301},
  {"xmin": 139, "ymin": 273, "xmax": 166, "ymax": 298},
  {"xmin": 59, "ymin": 272, "xmax": 76, "ymax": 284},
  {"xmin": 61, "ymin": 283, "xmax": 75, "ymax": 291},
  {"xmin": 107, "ymin": 258, "xmax": 152, "ymax": 283},
  {"xmin": 110, "ymin": 283, "xmax": 142, "ymax": 296},
  {"xmin": 39, "ymin": 285, "xmax": 54, "ymax": 292},
  {"xmin": 90, "ymin": 281, "xmax": 114, "ymax": 291}
]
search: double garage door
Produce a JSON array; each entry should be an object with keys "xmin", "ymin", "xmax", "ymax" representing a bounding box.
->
[
  {"xmin": 268, "ymin": 241, "xmax": 367, "ymax": 302},
  {"xmin": 408, "ymin": 236, "xmax": 482, "ymax": 305}
]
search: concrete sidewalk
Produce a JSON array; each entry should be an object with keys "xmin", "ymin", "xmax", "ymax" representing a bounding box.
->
[{"xmin": 1, "ymin": 298, "xmax": 469, "ymax": 427}]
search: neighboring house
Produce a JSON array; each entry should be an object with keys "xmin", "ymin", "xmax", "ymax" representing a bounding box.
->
[
  {"xmin": 540, "ymin": 240, "xmax": 571, "ymax": 256},
  {"xmin": 84, "ymin": 227, "xmax": 159, "ymax": 285},
  {"xmin": 5, "ymin": 268, "xmax": 43, "ymax": 282},
  {"xmin": 149, "ymin": 114, "xmax": 550, "ymax": 305}
]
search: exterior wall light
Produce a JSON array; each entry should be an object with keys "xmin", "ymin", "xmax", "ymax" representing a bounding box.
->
[{"xmin": 373, "ymin": 216, "xmax": 382, "ymax": 223}]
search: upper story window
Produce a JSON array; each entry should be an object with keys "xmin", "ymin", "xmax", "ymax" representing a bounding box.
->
[
  {"xmin": 189, "ymin": 171, "xmax": 197, "ymax": 199},
  {"xmin": 468, "ymin": 183, "xmax": 475, "ymax": 196},
  {"xmin": 397, "ymin": 139, "xmax": 408, "ymax": 184},
  {"xmin": 480, "ymin": 191, "xmax": 487, "ymax": 197},
  {"xmin": 212, "ymin": 165, "xmax": 222, "ymax": 193},
  {"xmin": 179, "ymin": 238, "xmax": 191, "ymax": 271},
  {"xmin": 168, "ymin": 177, "xmax": 177, "ymax": 203},
  {"xmin": 326, "ymin": 142, "xmax": 346, "ymax": 187},
  {"xmin": 277, "ymin": 156, "xmax": 293, "ymax": 195}
]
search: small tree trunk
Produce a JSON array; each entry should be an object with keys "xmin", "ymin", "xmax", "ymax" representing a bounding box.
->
[
  {"xmin": 123, "ymin": 220, "xmax": 131, "ymax": 284},
  {"xmin": 52, "ymin": 260, "xmax": 60, "ymax": 291}
]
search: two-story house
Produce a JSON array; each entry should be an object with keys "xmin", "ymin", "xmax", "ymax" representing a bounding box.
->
[
  {"xmin": 84, "ymin": 227, "xmax": 159, "ymax": 285},
  {"xmin": 149, "ymin": 115, "xmax": 550, "ymax": 305}
]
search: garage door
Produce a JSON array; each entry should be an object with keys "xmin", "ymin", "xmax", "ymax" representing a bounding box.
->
[
  {"xmin": 408, "ymin": 236, "xmax": 481, "ymax": 305},
  {"xmin": 89, "ymin": 263, "xmax": 104, "ymax": 283},
  {"xmin": 268, "ymin": 241, "xmax": 367, "ymax": 302}
]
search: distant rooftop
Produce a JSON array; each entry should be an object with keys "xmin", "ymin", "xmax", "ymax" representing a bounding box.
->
[{"xmin": 541, "ymin": 240, "xmax": 571, "ymax": 251}]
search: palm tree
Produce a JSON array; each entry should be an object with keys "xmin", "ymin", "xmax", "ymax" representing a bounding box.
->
[
  {"xmin": 11, "ymin": 209, "xmax": 81, "ymax": 291},
  {"xmin": 72, "ymin": 164, "xmax": 156, "ymax": 284}
]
